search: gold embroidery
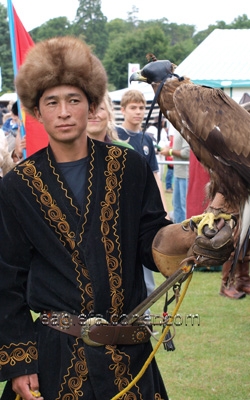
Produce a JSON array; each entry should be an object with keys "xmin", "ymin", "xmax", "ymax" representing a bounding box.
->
[
  {"xmin": 78, "ymin": 140, "xmax": 95, "ymax": 246},
  {"xmin": 0, "ymin": 342, "xmax": 37, "ymax": 369},
  {"xmin": 15, "ymin": 159, "xmax": 76, "ymax": 249},
  {"xmin": 72, "ymin": 250, "xmax": 93, "ymax": 314},
  {"xmin": 106, "ymin": 345, "xmax": 142, "ymax": 399},
  {"xmin": 57, "ymin": 340, "xmax": 88, "ymax": 400},
  {"xmin": 100, "ymin": 146, "xmax": 126, "ymax": 317}
]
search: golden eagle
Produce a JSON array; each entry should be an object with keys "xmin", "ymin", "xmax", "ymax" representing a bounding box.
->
[{"xmin": 130, "ymin": 54, "xmax": 250, "ymax": 261}]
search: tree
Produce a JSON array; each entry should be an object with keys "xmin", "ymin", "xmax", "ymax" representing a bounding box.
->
[
  {"xmin": 74, "ymin": 0, "xmax": 108, "ymax": 59},
  {"xmin": 229, "ymin": 14, "xmax": 250, "ymax": 28},
  {"xmin": 0, "ymin": 4, "xmax": 14, "ymax": 93},
  {"xmin": 103, "ymin": 25, "xmax": 170, "ymax": 89},
  {"xmin": 106, "ymin": 18, "xmax": 132, "ymax": 41},
  {"xmin": 167, "ymin": 39, "xmax": 196, "ymax": 65},
  {"xmin": 30, "ymin": 17, "xmax": 74, "ymax": 42}
]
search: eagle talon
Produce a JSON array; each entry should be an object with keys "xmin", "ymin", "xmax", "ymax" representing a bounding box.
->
[
  {"xmin": 189, "ymin": 219, "xmax": 198, "ymax": 231},
  {"xmin": 182, "ymin": 212, "xmax": 232, "ymax": 236}
]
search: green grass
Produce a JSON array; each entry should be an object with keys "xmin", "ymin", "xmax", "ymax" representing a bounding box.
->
[
  {"xmin": 151, "ymin": 271, "xmax": 250, "ymax": 400},
  {"xmin": 1, "ymin": 272, "xmax": 249, "ymax": 399}
]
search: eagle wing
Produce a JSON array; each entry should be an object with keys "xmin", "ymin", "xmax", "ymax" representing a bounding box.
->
[{"xmin": 173, "ymin": 83, "xmax": 250, "ymax": 185}]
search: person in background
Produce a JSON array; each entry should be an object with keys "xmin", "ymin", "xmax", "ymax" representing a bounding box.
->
[
  {"xmin": 161, "ymin": 123, "xmax": 190, "ymax": 223},
  {"xmin": 0, "ymin": 107, "xmax": 3, "ymax": 127},
  {"xmin": 165, "ymin": 129, "xmax": 174, "ymax": 193},
  {"xmin": 0, "ymin": 128, "xmax": 15, "ymax": 177},
  {"xmin": 2, "ymin": 102, "xmax": 19, "ymax": 150},
  {"xmin": 145, "ymin": 116, "xmax": 169, "ymax": 181},
  {"xmin": 116, "ymin": 89, "xmax": 168, "ymax": 214},
  {"xmin": 0, "ymin": 106, "xmax": 26, "ymax": 177},
  {"xmin": 86, "ymin": 91, "xmax": 131, "ymax": 147},
  {"xmin": 186, "ymin": 151, "xmax": 210, "ymax": 218}
]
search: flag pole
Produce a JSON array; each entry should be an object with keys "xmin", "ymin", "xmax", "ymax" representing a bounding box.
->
[{"xmin": 7, "ymin": 0, "xmax": 26, "ymax": 158}]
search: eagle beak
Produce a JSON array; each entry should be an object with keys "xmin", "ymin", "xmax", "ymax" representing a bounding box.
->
[{"xmin": 129, "ymin": 70, "xmax": 147, "ymax": 83}]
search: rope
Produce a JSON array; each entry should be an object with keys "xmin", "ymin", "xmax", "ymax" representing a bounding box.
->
[
  {"xmin": 15, "ymin": 271, "xmax": 192, "ymax": 400},
  {"xmin": 111, "ymin": 270, "xmax": 193, "ymax": 400}
]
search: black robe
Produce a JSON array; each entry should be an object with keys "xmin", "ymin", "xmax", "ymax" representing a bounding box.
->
[{"xmin": 0, "ymin": 139, "xmax": 170, "ymax": 399}]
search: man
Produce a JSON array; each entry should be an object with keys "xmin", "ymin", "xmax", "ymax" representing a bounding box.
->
[
  {"xmin": 0, "ymin": 37, "xmax": 233, "ymax": 400},
  {"xmin": 116, "ymin": 89, "xmax": 168, "ymax": 213},
  {"xmin": 161, "ymin": 124, "xmax": 190, "ymax": 223}
]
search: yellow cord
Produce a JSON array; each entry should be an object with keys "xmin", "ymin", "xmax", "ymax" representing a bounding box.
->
[
  {"xmin": 15, "ymin": 390, "xmax": 41, "ymax": 399},
  {"xmin": 111, "ymin": 271, "xmax": 193, "ymax": 400},
  {"xmin": 14, "ymin": 272, "xmax": 192, "ymax": 400}
]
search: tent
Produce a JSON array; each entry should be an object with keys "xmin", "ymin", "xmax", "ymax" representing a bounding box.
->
[
  {"xmin": 175, "ymin": 29, "xmax": 250, "ymax": 102},
  {"xmin": 0, "ymin": 92, "xmax": 17, "ymax": 105}
]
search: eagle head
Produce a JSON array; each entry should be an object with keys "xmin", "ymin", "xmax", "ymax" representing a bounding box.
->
[{"xmin": 130, "ymin": 58, "xmax": 176, "ymax": 84}]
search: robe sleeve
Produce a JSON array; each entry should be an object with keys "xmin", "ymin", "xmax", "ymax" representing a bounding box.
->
[
  {"xmin": 0, "ymin": 180, "xmax": 38, "ymax": 381},
  {"xmin": 137, "ymin": 162, "xmax": 170, "ymax": 270}
]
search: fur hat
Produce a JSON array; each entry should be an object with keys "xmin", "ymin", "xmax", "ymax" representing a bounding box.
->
[{"xmin": 15, "ymin": 36, "xmax": 107, "ymax": 117}]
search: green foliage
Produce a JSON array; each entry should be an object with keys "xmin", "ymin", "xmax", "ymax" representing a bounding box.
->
[
  {"xmin": 107, "ymin": 18, "xmax": 134, "ymax": 41},
  {"xmin": 229, "ymin": 13, "xmax": 250, "ymax": 28},
  {"xmin": 103, "ymin": 25, "xmax": 170, "ymax": 88},
  {"xmin": 162, "ymin": 21, "xmax": 196, "ymax": 45},
  {"xmin": 1, "ymin": 0, "xmax": 250, "ymax": 93},
  {"xmin": 30, "ymin": 17, "xmax": 74, "ymax": 42},
  {"xmin": 73, "ymin": 0, "xmax": 108, "ymax": 59},
  {"xmin": 0, "ymin": 4, "xmax": 14, "ymax": 93},
  {"xmin": 167, "ymin": 38, "xmax": 196, "ymax": 65}
]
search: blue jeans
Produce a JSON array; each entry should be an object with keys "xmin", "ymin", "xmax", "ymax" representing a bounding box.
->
[
  {"xmin": 165, "ymin": 166, "xmax": 173, "ymax": 189},
  {"xmin": 173, "ymin": 177, "xmax": 188, "ymax": 223}
]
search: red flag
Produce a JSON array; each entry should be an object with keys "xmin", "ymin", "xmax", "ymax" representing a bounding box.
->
[{"xmin": 11, "ymin": 4, "xmax": 49, "ymax": 156}]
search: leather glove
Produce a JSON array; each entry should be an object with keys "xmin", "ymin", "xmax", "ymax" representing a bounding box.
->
[{"xmin": 189, "ymin": 223, "xmax": 234, "ymax": 266}]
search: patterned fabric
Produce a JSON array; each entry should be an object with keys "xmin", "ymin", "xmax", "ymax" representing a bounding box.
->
[{"xmin": 0, "ymin": 139, "xmax": 169, "ymax": 399}]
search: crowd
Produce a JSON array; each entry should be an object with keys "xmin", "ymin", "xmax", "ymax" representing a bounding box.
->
[{"xmin": 0, "ymin": 100, "xmax": 26, "ymax": 176}]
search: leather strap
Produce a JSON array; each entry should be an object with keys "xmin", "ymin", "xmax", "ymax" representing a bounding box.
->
[
  {"xmin": 40, "ymin": 311, "xmax": 151, "ymax": 346},
  {"xmin": 88, "ymin": 324, "xmax": 150, "ymax": 345}
]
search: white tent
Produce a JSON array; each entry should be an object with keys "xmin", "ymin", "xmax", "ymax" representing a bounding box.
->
[
  {"xmin": 0, "ymin": 92, "xmax": 17, "ymax": 104},
  {"xmin": 175, "ymin": 29, "xmax": 250, "ymax": 102},
  {"xmin": 109, "ymin": 82, "xmax": 155, "ymax": 102}
]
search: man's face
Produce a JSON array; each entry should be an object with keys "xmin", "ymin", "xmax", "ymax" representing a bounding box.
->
[
  {"xmin": 121, "ymin": 102, "xmax": 145, "ymax": 127},
  {"xmin": 34, "ymin": 85, "xmax": 92, "ymax": 145}
]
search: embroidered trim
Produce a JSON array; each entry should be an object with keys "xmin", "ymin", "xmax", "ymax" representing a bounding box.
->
[
  {"xmin": 100, "ymin": 146, "xmax": 126, "ymax": 317},
  {"xmin": 15, "ymin": 159, "xmax": 76, "ymax": 250},
  {"xmin": 106, "ymin": 345, "xmax": 142, "ymax": 399},
  {"xmin": 56, "ymin": 339, "xmax": 88, "ymax": 400},
  {"xmin": 155, "ymin": 394, "xmax": 165, "ymax": 399},
  {"xmin": 0, "ymin": 341, "xmax": 37, "ymax": 369},
  {"xmin": 72, "ymin": 250, "xmax": 93, "ymax": 313},
  {"xmin": 78, "ymin": 140, "xmax": 95, "ymax": 246}
]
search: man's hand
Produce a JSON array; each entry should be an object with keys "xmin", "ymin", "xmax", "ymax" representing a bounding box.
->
[{"xmin": 12, "ymin": 374, "xmax": 43, "ymax": 400}]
